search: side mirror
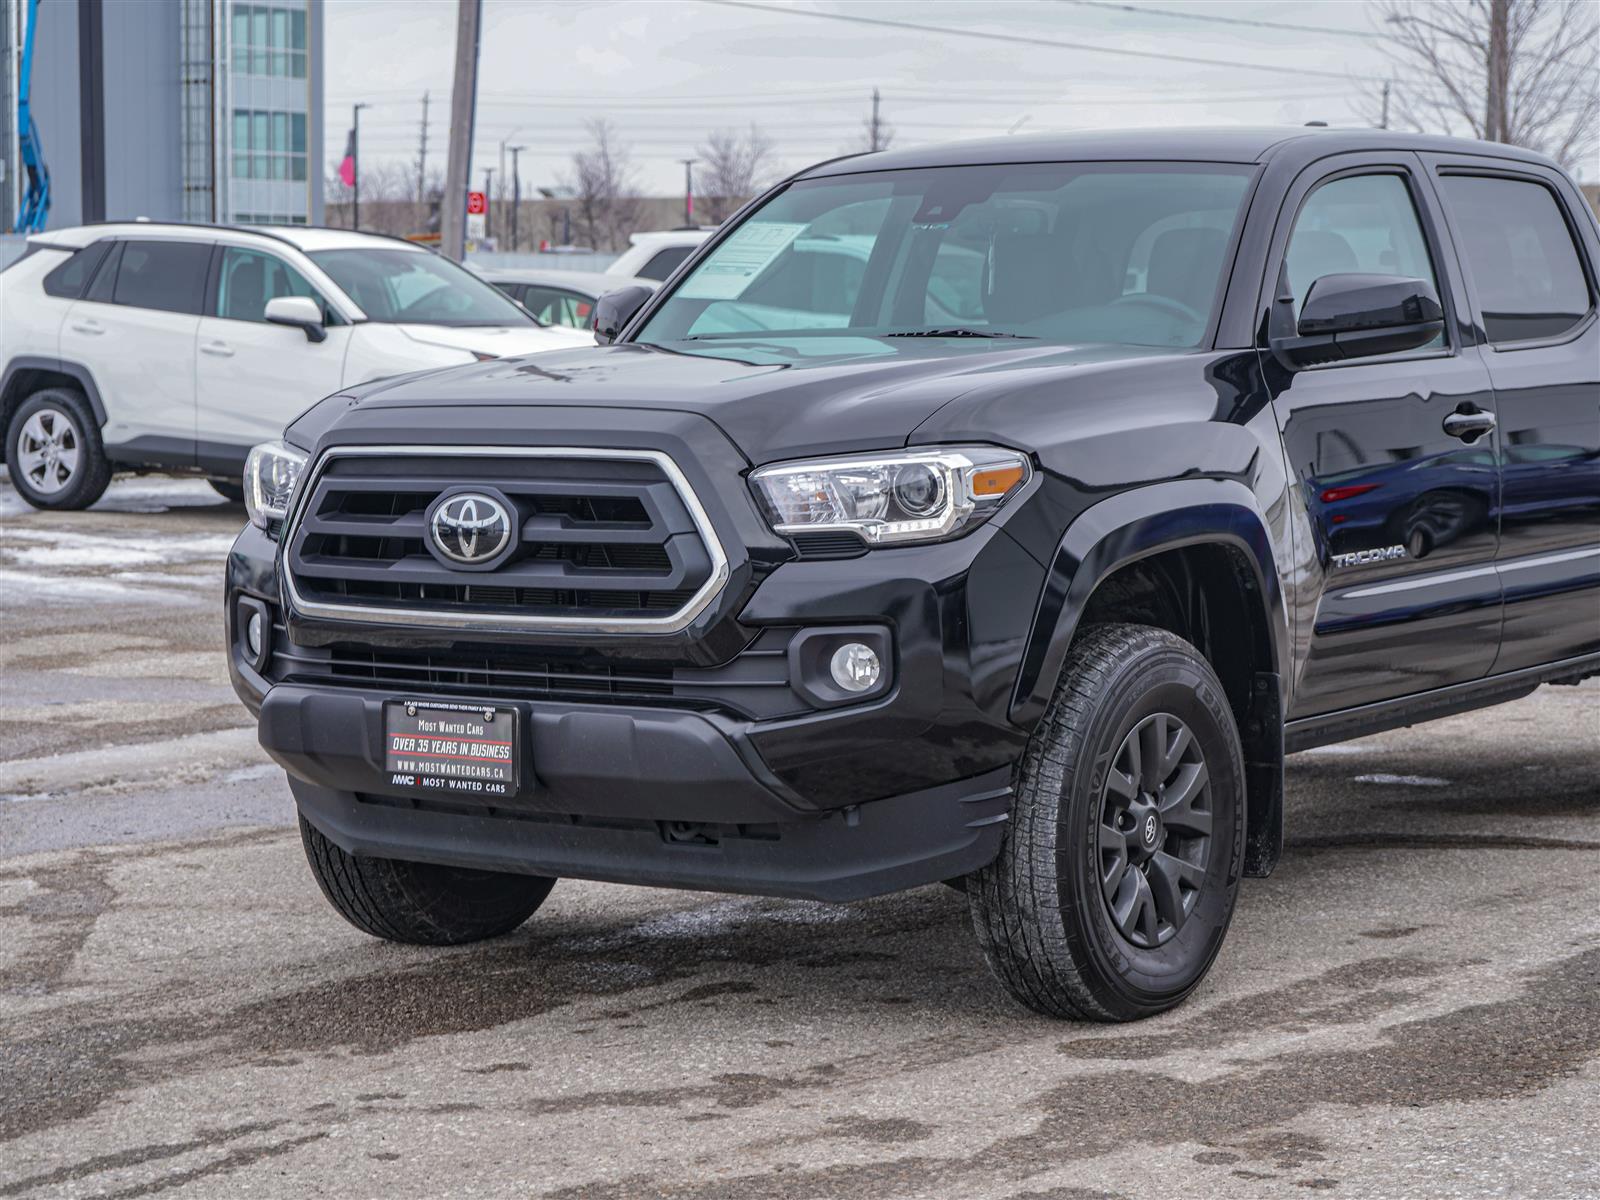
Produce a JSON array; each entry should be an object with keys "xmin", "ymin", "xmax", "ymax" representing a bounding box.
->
[
  {"xmin": 1270, "ymin": 273, "xmax": 1444, "ymax": 369},
  {"xmin": 265, "ymin": 295, "xmax": 327, "ymax": 344},
  {"xmin": 591, "ymin": 285, "xmax": 653, "ymax": 345}
]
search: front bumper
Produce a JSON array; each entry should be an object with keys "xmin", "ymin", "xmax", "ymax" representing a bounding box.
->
[{"xmin": 227, "ymin": 480, "xmax": 1045, "ymax": 898}]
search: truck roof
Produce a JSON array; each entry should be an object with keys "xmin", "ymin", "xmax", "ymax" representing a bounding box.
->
[{"xmin": 800, "ymin": 125, "xmax": 1562, "ymax": 177}]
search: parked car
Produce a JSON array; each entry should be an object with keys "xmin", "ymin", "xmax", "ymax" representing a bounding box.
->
[
  {"xmin": 479, "ymin": 268, "xmax": 654, "ymax": 329},
  {"xmin": 604, "ymin": 229, "xmax": 713, "ymax": 282},
  {"xmin": 227, "ymin": 128, "xmax": 1598, "ymax": 1021},
  {"xmin": 0, "ymin": 223, "xmax": 590, "ymax": 509}
]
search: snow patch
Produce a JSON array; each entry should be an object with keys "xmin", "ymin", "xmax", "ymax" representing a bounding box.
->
[{"xmin": 1353, "ymin": 773, "xmax": 1450, "ymax": 787}]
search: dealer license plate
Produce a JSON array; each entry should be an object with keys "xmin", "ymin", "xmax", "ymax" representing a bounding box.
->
[{"xmin": 383, "ymin": 700, "xmax": 518, "ymax": 798}]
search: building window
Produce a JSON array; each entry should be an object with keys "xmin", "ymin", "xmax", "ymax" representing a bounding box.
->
[
  {"xmin": 232, "ymin": 4, "xmax": 309, "ymax": 79},
  {"xmin": 232, "ymin": 107, "xmax": 309, "ymax": 182}
]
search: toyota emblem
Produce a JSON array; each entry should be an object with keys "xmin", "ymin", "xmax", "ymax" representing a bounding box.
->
[
  {"xmin": 428, "ymin": 491, "xmax": 513, "ymax": 566},
  {"xmin": 1143, "ymin": 814, "xmax": 1160, "ymax": 846}
]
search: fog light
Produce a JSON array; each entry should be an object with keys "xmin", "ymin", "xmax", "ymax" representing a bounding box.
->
[
  {"xmin": 245, "ymin": 611, "xmax": 264, "ymax": 659},
  {"xmin": 829, "ymin": 642, "xmax": 881, "ymax": 693}
]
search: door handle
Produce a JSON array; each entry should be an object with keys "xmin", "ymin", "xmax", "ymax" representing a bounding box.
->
[
  {"xmin": 200, "ymin": 341, "xmax": 235, "ymax": 358},
  {"xmin": 69, "ymin": 321, "xmax": 104, "ymax": 336},
  {"xmin": 1443, "ymin": 405, "xmax": 1495, "ymax": 443}
]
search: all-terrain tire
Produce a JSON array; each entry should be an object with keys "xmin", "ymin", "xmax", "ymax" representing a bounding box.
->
[
  {"xmin": 969, "ymin": 623, "xmax": 1246, "ymax": 1021},
  {"xmin": 299, "ymin": 815, "xmax": 556, "ymax": 945},
  {"xmin": 4, "ymin": 388, "xmax": 113, "ymax": 510}
]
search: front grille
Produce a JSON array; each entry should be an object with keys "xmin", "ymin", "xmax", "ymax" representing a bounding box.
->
[
  {"xmin": 267, "ymin": 623, "xmax": 804, "ymax": 720},
  {"xmin": 282, "ymin": 447, "xmax": 728, "ymax": 633}
]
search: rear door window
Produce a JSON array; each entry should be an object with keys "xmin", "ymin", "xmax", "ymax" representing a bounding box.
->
[
  {"xmin": 110, "ymin": 241, "xmax": 212, "ymax": 314},
  {"xmin": 639, "ymin": 246, "xmax": 694, "ymax": 281},
  {"xmin": 1438, "ymin": 174, "xmax": 1592, "ymax": 343},
  {"xmin": 42, "ymin": 241, "xmax": 113, "ymax": 298}
]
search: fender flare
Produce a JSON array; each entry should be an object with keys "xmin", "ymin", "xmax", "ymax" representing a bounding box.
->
[
  {"xmin": 1010, "ymin": 478, "xmax": 1287, "ymax": 726},
  {"xmin": 0, "ymin": 356, "xmax": 109, "ymax": 427}
]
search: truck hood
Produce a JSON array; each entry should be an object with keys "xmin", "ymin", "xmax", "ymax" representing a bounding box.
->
[
  {"xmin": 315, "ymin": 338, "xmax": 1188, "ymax": 464},
  {"xmin": 392, "ymin": 323, "xmax": 593, "ymax": 355}
]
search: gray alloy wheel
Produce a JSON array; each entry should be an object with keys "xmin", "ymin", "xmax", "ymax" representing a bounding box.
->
[
  {"xmin": 15, "ymin": 404, "xmax": 84, "ymax": 496},
  {"xmin": 4, "ymin": 388, "xmax": 113, "ymax": 511},
  {"xmin": 1097, "ymin": 712, "xmax": 1213, "ymax": 950}
]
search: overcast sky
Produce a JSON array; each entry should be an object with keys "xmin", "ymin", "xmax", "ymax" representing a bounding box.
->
[{"xmin": 321, "ymin": 0, "xmax": 1490, "ymax": 199}]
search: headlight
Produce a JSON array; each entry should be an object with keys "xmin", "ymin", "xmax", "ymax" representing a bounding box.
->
[
  {"xmin": 751, "ymin": 447, "xmax": 1031, "ymax": 546},
  {"xmin": 243, "ymin": 440, "xmax": 308, "ymax": 532}
]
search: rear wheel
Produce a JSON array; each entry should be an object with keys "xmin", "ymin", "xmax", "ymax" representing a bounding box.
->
[
  {"xmin": 299, "ymin": 815, "xmax": 556, "ymax": 945},
  {"xmin": 969, "ymin": 623, "xmax": 1245, "ymax": 1021},
  {"xmin": 4, "ymin": 389, "xmax": 112, "ymax": 511}
]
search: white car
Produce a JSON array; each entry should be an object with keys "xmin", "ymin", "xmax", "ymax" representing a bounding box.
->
[
  {"xmin": 604, "ymin": 229, "xmax": 713, "ymax": 282},
  {"xmin": 479, "ymin": 268, "xmax": 657, "ymax": 329},
  {"xmin": 0, "ymin": 223, "xmax": 590, "ymax": 510}
]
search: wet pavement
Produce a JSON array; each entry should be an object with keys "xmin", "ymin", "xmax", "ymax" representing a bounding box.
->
[{"xmin": 2, "ymin": 472, "xmax": 1598, "ymax": 1198}]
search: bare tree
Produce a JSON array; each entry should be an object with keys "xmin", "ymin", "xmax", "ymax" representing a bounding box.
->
[
  {"xmin": 850, "ymin": 87, "xmax": 894, "ymax": 154},
  {"xmin": 696, "ymin": 124, "xmax": 779, "ymax": 224},
  {"xmin": 1365, "ymin": 0, "xmax": 1598, "ymax": 171},
  {"xmin": 564, "ymin": 119, "xmax": 641, "ymax": 251},
  {"xmin": 325, "ymin": 162, "xmax": 442, "ymax": 236}
]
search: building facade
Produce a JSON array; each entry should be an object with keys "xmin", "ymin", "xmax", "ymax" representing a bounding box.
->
[{"xmin": 2, "ymin": 0, "xmax": 322, "ymax": 231}]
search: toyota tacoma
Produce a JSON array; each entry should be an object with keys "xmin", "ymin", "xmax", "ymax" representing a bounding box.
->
[{"xmin": 227, "ymin": 128, "xmax": 1599, "ymax": 1020}]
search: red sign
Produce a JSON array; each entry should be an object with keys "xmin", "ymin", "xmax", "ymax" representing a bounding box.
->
[{"xmin": 466, "ymin": 191, "xmax": 487, "ymax": 215}]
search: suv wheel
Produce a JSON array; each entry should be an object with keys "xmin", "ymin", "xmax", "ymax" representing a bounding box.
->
[
  {"xmin": 5, "ymin": 388, "xmax": 113, "ymax": 511},
  {"xmin": 299, "ymin": 816, "xmax": 556, "ymax": 945},
  {"xmin": 969, "ymin": 623, "xmax": 1245, "ymax": 1021},
  {"xmin": 209, "ymin": 478, "xmax": 246, "ymax": 503}
]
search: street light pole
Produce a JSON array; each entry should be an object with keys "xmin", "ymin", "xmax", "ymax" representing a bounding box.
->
[
  {"xmin": 483, "ymin": 168, "xmax": 494, "ymax": 240},
  {"xmin": 352, "ymin": 102, "xmax": 369, "ymax": 229},
  {"xmin": 680, "ymin": 158, "xmax": 696, "ymax": 226},
  {"xmin": 510, "ymin": 145, "xmax": 524, "ymax": 252}
]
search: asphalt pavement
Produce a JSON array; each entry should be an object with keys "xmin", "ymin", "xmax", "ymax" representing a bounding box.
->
[{"xmin": 2, "ymin": 471, "xmax": 1597, "ymax": 1199}]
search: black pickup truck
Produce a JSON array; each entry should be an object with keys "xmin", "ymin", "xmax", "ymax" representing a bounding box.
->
[{"xmin": 228, "ymin": 128, "xmax": 1599, "ymax": 1021}]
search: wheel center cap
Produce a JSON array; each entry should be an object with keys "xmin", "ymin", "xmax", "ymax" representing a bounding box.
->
[{"xmin": 1139, "ymin": 810, "xmax": 1162, "ymax": 851}]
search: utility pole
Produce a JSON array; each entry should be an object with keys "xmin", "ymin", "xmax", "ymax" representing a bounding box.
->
[
  {"xmin": 510, "ymin": 145, "xmax": 524, "ymax": 252},
  {"xmin": 1486, "ymin": 0, "xmax": 1509, "ymax": 143},
  {"xmin": 352, "ymin": 102, "xmax": 368, "ymax": 230},
  {"xmin": 496, "ymin": 130, "xmax": 520, "ymax": 246},
  {"xmin": 416, "ymin": 91, "xmax": 430, "ymax": 203},
  {"xmin": 483, "ymin": 167, "xmax": 494, "ymax": 240},
  {"xmin": 869, "ymin": 87, "xmax": 882, "ymax": 152},
  {"xmin": 1380, "ymin": 80, "xmax": 1391, "ymax": 130},
  {"xmin": 440, "ymin": 0, "xmax": 482, "ymax": 262},
  {"xmin": 679, "ymin": 158, "xmax": 695, "ymax": 226}
]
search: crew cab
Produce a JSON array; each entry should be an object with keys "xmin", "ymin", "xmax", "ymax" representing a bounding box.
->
[
  {"xmin": 227, "ymin": 128, "xmax": 1599, "ymax": 1020},
  {"xmin": 0, "ymin": 223, "xmax": 589, "ymax": 509}
]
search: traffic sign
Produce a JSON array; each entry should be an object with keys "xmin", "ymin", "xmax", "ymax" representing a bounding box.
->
[{"xmin": 466, "ymin": 191, "xmax": 487, "ymax": 215}]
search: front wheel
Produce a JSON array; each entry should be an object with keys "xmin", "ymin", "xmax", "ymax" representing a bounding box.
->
[
  {"xmin": 299, "ymin": 816, "xmax": 556, "ymax": 945},
  {"xmin": 969, "ymin": 623, "xmax": 1245, "ymax": 1021},
  {"xmin": 4, "ymin": 388, "xmax": 112, "ymax": 510}
]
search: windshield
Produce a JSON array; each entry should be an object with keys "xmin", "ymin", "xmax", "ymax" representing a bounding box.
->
[
  {"xmin": 637, "ymin": 162, "xmax": 1254, "ymax": 353},
  {"xmin": 309, "ymin": 248, "xmax": 533, "ymax": 326}
]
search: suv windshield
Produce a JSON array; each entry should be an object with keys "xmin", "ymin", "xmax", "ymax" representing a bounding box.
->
[
  {"xmin": 309, "ymin": 248, "xmax": 533, "ymax": 327},
  {"xmin": 637, "ymin": 162, "xmax": 1254, "ymax": 354}
]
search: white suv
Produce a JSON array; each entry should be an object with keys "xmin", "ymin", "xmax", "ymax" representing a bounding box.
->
[{"xmin": 0, "ymin": 223, "xmax": 590, "ymax": 510}]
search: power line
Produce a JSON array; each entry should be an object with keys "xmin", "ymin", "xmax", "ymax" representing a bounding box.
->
[
  {"xmin": 1056, "ymin": 0, "xmax": 1382, "ymax": 39},
  {"xmin": 706, "ymin": 0, "xmax": 1399, "ymax": 83}
]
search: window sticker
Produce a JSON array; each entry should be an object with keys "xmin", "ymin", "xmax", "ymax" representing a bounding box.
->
[{"xmin": 676, "ymin": 222, "xmax": 808, "ymax": 300}]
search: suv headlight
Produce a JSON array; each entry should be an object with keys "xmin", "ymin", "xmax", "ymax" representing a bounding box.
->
[
  {"xmin": 243, "ymin": 440, "xmax": 308, "ymax": 532},
  {"xmin": 751, "ymin": 447, "xmax": 1031, "ymax": 546}
]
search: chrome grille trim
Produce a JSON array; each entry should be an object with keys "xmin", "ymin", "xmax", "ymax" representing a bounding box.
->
[{"xmin": 279, "ymin": 445, "xmax": 732, "ymax": 635}]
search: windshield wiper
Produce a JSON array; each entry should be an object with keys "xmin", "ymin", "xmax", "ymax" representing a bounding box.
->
[{"xmin": 881, "ymin": 327, "xmax": 1035, "ymax": 339}]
